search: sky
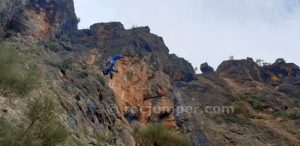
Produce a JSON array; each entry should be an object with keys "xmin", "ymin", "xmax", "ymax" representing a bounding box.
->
[{"xmin": 74, "ymin": 0, "xmax": 300, "ymax": 69}]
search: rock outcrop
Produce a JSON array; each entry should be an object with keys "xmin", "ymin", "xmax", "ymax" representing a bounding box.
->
[
  {"xmin": 216, "ymin": 57, "xmax": 263, "ymax": 82},
  {"xmin": 263, "ymin": 59, "xmax": 300, "ymax": 81},
  {"xmin": 183, "ymin": 58, "xmax": 300, "ymax": 146},
  {"xmin": 0, "ymin": 0, "xmax": 25, "ymax": 37},
  {"xmin": 215, "ymin": 57, "xmax": 300, "ymax": 99},
  {"xmin": 1, "ymin": 0, "xmax": 78, "ymax": 39},
  {"xmin": 74, "ymin": 22, "xmax": 196, "ymax": 127},
  {"xmin": 200, "ymin": 62, "xmax": 215, "ymax": 76},
  {"xmin": 262, "ymin": 59, "xmax": 300, "ymax": 98}
]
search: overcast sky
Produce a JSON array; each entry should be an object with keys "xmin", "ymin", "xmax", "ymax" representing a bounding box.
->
[{"xmin": 74, "ymin": 0, "xmax": 300, "ymax": 69}]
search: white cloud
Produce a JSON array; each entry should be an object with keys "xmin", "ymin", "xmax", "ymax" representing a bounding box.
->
[{"xmin": 74, "ymin": 0, "xmax": 300, "ymax": 69}]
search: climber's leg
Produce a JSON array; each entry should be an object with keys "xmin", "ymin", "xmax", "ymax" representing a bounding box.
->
[
  {"xmin": 112, "ymin": 66, "xmax": 118, "ymax": 73},
  {"xmin": 109, "ymin": 72, "xmax": 113, "ymax": 79},
  {"xmin": 102, "ymin": 69, "xmax": 107, "ymax": 75}
]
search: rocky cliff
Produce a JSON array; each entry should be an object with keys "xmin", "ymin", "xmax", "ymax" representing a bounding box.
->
[
  {"xmin": 0, "ymin": 0, "xmax": 196, "ymax": 145},
  {"xmin": 0, "ymin": 0, "xmax": 78, "ymax": 39},
  {"xmin": 0, "ymin": 0, "xmax": 299, "ymax": 146},
  {"xmin": 187, "ymin": 59, "xmax": 300, "ymax": 145}
]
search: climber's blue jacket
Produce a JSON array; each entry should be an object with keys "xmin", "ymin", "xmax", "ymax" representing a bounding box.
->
[{"xmin": 110, "ymin": 55, "xmax": 124, "ymax": 64}]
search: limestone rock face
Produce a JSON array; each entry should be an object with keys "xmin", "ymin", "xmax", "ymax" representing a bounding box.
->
[
  {"xmin": 0, "ymin": 0, "xmax": 26, "ymax": 37},
  {"xmin": 1, "ymin": 0, "xmax": 78, "ymax": 39},
  {"xmin": 108, "ymin": 56, "xmax": 176, "ymax": 127},
  {"xmin": 78, "ymin": 22, "xmax": 195, "ymax": 127}
]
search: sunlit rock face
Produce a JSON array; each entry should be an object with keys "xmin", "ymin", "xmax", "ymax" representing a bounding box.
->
[{"xmin": 75, "ymin": 22, "xmax": 196, "ymax": 127}]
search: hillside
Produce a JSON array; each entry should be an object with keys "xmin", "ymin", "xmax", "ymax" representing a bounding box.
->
[{"xmin": 0, "ymin": 0, "xmax": 299, "ymax": 146}]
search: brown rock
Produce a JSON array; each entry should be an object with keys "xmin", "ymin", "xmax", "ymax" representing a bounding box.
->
[{"xmin": 216, "ymin": 57, "xmax": 263, "ymax": 82}]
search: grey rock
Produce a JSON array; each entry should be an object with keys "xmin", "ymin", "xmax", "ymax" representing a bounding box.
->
[{"xmin": 201, "ymin": 62, "xmax": 215, "ymax": 75}]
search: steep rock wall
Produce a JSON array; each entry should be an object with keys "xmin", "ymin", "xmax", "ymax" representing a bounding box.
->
[{"xmin": 1, "ymin": 0, "xmax": 78, "ymax": 39}]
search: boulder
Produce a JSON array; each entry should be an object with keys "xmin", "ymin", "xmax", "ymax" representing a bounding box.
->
[
  {"xmin": 216, "ymin": 57, "xmax": 263, "ymax": 82},
  {"xmin": 200, "ymin": 62, "xmax": 215, "ymax": 75}
]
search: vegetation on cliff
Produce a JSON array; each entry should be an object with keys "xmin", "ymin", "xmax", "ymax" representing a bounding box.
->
[
  {"xmin": 0, "ymin": 96, "xmax": 69, "ymax": 146},
  {"xmin": 0, "ymin": 45, "xmax": 38, "ymax": 95},
  {"xmin": 133, "ymin": 123, "xmax": 191, "ymax": 146}
]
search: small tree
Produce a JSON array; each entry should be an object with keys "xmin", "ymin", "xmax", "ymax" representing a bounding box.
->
[
  {"xmin": 229, "ymin": 56, "xmax": 234, "ymax": 60},
  {"xmin": 77, "ymin": 17, "xmax": 81, "ymax": 23},
  {"xmin": 0, "ymin": 96, "xmax": 70, "ymax": 146},
  {"xmin": 262, "ymin": 62, "xmax": 271, "ymax": 67},
  {"xmin": 194, "ymin": 67, "xmax": 198, "ymax": 73},
  {"xmin": 22, "ymin": 96, "xmax": 70, "ymax": 145}
]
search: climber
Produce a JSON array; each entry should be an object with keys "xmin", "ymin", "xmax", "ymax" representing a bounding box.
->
[{"xmin": 102, "ymin": 54, "xmax": 124, "ymax": 79}]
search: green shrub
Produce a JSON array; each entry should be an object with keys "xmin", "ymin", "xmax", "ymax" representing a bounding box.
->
[
  {"xmin": 0, "ymin": 117, "xmax": 24, "ymax": 146},
  {"xmin": 133, "ymin": 123, "xmax": 191, "ymax": 146},
  {"xmin": 274, "ymin": 112, "xmax": 300, "ymax": 121},
  {"xmin": 250, "ymin": 95, "xmax": 258, "ymax": 100},
  {"xmin": 46, "ymin": 42, "xmax": 60, "ymax": 52},
  {"xmin": 23, "ymin": 96, "xmax": 70, "ymax": 145},
  {"xmin": 15, "ymin": 65, "xmax": 39, "ymax": 94},
  {"xmin": 251, "ymin": 102, "xmax": 262, "ymax": 110},
  {"xmin": 222, "ymin": 115, "xmax": 251, "ymax": 125},
  {"xmin": 288, "ymin": 113, "xmax": 300, "ymax": 120},
  {"xmin": 96, "ymin": 130, "xmax": 115, "ymax": 145},
  {"xmin": 0, "ymin": 96, "xmax": 70, "ymax": 146},
  {"xmin": 0, "ymin": 48, "xmax": 39, "ymax": 95},
  {"xmin": 236, "ymin": 94, "xmax": 263, "ymax": 111}
]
